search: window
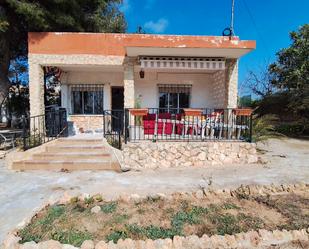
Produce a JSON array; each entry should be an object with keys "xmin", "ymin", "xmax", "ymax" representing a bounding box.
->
[
  {"xmin": 158, "ymin": 84, "xmax": 191, "ymax": 113},
  {"xmin": 71, "ymin": 84, "xmax": 104, "ymax": 114}
]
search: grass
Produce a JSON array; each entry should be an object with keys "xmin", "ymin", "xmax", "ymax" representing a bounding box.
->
[
  {"xmin": 207, "ymin": 213, "xmax": 263, "ymax": 235},
  {"xmin": 51, "ymin": 229, "xmax": 92, "ymax": 246},
  {"xmin": 18, "ymin": 190, "xmax": 309, "ymax": 245},
  {"xmin": 100, "ymin": 202, "xmax": 118, "ymax": 214}
]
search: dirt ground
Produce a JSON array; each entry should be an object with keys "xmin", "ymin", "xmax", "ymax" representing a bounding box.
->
[
  {"xmin": 17, "ymin": 188, "xmax": 309, "ymax": 247},
  {"xmin": 0, "ymin": 138, "xmax": 309, "ymax": 244}
]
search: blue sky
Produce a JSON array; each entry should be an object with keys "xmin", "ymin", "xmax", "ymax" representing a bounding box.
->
[{"xmin": 121, "ymin": 0, "xmax": 309, "ymax": 96}]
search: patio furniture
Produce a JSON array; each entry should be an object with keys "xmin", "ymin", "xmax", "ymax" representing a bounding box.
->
[
  {"xmin": 126, "ymin": 107, "xmax": 252, "ymax": 142},
  {"xmin": 0, "ymin": 129, "xmax": 23, "ymax": 149}
]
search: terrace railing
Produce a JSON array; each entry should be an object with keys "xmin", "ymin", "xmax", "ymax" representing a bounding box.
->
[
  {"xmin": 103, "ymin": 109, "xmax": 124, "ymax": 149},
  {"xmin": 124, "ymin": 108, "xmax": 252, "ymax": 143},
  {"xmin": 21, "ymin": 108, "xmax": 68, "ymax": 150}
]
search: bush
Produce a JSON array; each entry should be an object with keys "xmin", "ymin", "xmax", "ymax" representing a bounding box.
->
[
  {"xmin": 276, "ymin": 123, "xmax": 307, "ymax": 136},
  {"xmin": 252, "ymin": 114, "xmax": 283, "ymax": 141}
]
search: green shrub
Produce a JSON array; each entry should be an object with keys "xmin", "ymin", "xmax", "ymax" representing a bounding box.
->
[
  {"xmin": 276, "ymin": 123, "xmax": 305, "ymax": 136},
  {"xmin": 100, "ymin": 202, "xmax": 118, "ymax": 213},
  {"xmin": 51, "ymin": 229, "xmax": 92, "ymax": 247},
  {"xmin": 84, "ymin": 197, "xmax": 94, "ymax": 205},
  {"xmin": 252, "ymin": 114, "xmax": 283, "ymax": 141},
  {"xmin": 106, "ymin": 230, "xmax": 128, "ymax": 243}
]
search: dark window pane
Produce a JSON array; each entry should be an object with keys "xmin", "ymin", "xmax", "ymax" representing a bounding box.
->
[
  {"xmin": 72, "ymin": 91, "xmax": 82, "ymax": 114},
  {"xmin": 94, "ymin": 91, "xmax": 104, "ymax": 114},
  {"xmin": 84, "ymin": 91, "xmax": 94, "ymax": 114},
  {"xmin": 179, "ymin": 93, "xmax": 190, "ymax": 108},
  {"xmin": 159, "ymin": 93, "xmax": 168, "ymax": 111},
  {"xmin": 169, "ymin": 93, "xmax": 178, "ymax": 113}
]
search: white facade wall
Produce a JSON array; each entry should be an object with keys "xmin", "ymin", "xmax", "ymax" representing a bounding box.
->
[
  {"xmin": 61, "ymin": 70, "xmax": 220, "ymax": 111},
  {"xmin": 135, "ymin": 71, "xmax": 215, "ymax": 108}
]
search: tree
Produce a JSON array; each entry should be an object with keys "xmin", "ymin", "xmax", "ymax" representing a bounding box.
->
[
  {"xmin": 0, "ymin": 0, "xmax": 127, "ymax": 102},
  {"xmin": 269, "ymin": 24, "xmax": 309, "ymax": 119},
  {"xmin": 243, "ymin": 65, "xmax": 275, "ymax": 98}
]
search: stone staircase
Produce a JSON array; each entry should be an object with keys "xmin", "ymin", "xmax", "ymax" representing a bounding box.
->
[{"xmin": 12, "ymin": 137, "xmax": 121, "ymax": 171}]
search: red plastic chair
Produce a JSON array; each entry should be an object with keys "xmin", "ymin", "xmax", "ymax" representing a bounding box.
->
[{"xmin": 143, "ymin": 120, "xmax": 155, "ymax": 135}]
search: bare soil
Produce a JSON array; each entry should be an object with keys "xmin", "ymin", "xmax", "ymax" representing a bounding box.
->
[{"xmin": 18, "ymin": 189, "xmax": 309, "ymax": 247}]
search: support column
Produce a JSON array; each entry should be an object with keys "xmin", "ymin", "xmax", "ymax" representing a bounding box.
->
[
  {"xmin": 29, "ymin": 61, "xmax": 45, "ymax": 116},
  {"xmin": 61, "ymin": 84, "xmax": 69, "ymax": 111},
  {"xmin": 104, "ymin": 83, "xmax": 111, "ymax": 110},
  {"xmin": 225, "ymin": 59, "xmax": 238, "ymax": 108},
  {"xmin": 123, "ymin": 62, "xmax": 135, "ymax": 108},
  {"xmin": 28, "ymin": 59, "xmax": 45, "ymax": 134}
]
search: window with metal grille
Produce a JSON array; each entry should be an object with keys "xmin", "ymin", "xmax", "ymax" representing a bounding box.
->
[
  {"xmin": 158, "ymin": 84, "xmax": 191, "ymax": 113},
  {"xmin": 71, "ymin": 84, "xmax": 104, "ymax": 114}
]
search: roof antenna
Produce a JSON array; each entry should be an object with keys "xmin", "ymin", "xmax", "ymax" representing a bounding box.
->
[{"xmin": 222, "ymin": 0, "xmax": 235, "ymax": 37}]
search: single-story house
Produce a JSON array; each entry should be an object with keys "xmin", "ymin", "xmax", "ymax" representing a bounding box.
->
[{"xmin": 28, "ymin": 32, "xmax": 255, "ymax": 142}]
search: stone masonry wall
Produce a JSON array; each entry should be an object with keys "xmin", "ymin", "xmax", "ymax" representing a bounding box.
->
[
  {"xmin": 225, "ymin": 59, "xmax": 238, "ymax": 108},
  {"xmin": 211, "ymin": 69, "xmax": 226, "ymax": 108},
  {"xmin": 69, "ymin": 115, "xmax": 104, "ymax": 133},
  {"xmin": 122, "ymin": 142, "xmax": 258, "ymax": 169}
]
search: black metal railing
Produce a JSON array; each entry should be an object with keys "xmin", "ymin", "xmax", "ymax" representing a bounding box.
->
[
  {"xmin": 21, "ymin": 109, "xmax": 68, "ymax": 150},
  {"xmin": 103, "ymin": 109, "xmax": 124, "ymax": 149},
  {"xmin": 124, "ymin": 108, "xmax": 252, "ymax": 143}
]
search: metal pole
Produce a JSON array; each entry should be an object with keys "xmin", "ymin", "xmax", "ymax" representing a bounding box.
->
[
  {"xmin": 249, "ymin": 114, "xmax": 253, "ymax": 143},
  {"xmin": 230, "ymin": 0, "xmax": 235, "ymax": 36},
  {"xmin": 22, "ymin": 115, "xmax": 26, "ymax": 150},
  {"xmin": 124, "ymin": 109, "xmax": 127, "ymax": 144}
]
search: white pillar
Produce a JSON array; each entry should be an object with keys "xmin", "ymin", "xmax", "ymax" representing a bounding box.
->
[
  {"xmin": 104, "ymin": 83, "xmax": 111, "ymax": 110},
  {"xmin": 61, "ymin": 84, "xmax": 69, "ymax": 111},
  {"xmin": 123, "ymin": 63, "xmax": 135, "ymax": 108},
  {"xmin": 225, "ymin": 59, "xmax": 238, "ymax": 108},
  {"xmin": 29, "ymin": 60, "xmax": 45, "ymax": 116}
]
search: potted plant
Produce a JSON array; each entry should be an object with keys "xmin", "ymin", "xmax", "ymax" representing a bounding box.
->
[
  {"xmin": 183, "ymin": 108, "xmax": 203, "ymax": 116},
  {"xmin": 129, "ymin": 97, "xmax": 146, "ymax": 140}
]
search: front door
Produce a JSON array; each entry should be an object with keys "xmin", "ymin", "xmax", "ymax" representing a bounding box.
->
[{"xmin": 111, "ymin": 87, "xmax": 124, "ymax": 131}]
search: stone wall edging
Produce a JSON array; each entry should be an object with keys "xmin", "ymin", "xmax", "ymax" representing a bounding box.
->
[
  {"xmin": 2, "ymin": 183, "xmax": 308, "ymax": 249},
  {"xmin": 122, "ymin": 141, "xmax": 258, "ymax": 169}
]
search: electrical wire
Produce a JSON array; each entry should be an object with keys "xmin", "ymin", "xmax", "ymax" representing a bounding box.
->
[{"xmin": 241, "ymin": 0, "xmax": 271, "ymax": 57}]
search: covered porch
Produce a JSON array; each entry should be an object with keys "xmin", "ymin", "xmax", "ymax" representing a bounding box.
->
[{"xmin": 27, "ymin": 32, "xmax": 255, "ymax": 147}]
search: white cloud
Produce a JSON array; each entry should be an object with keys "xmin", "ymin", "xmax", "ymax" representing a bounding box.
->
[
  {"xmin": 144, "ymin": 18, "xmax": 169, "ymax": 33},
  {"xmin": 120, "ymin": 0, "xmax": 130, "ymax": 13}
]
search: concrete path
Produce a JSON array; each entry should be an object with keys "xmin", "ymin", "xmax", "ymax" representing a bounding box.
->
[{"xmin": 0, "ymin": 138, "xmax": 308, "ymax": 244}]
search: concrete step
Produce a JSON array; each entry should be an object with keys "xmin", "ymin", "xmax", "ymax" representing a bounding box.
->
[
  {"xmin": 46, "ymin": 144, "xmax": 106, "ymax": 153},
  {"xmin": 32, "ymin": 152, "xmax": 110, "ymax": 160},
  {"xmin": 56, "ymin": 138, "xmax": 104, "ymax": 145},
  {"xmin": 12, "ymin": 160, "xmax": 120, "ymax": 171}
]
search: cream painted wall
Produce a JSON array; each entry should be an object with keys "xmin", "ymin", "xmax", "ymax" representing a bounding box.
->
[
  {"xmin": 61, "ymin": 70, "xmax": 123, "ymax": 112},
  {"xmin": 135, "ymin": 71, "xmax": 216, "ymax": 108},
  {"xmin": 61, "ymin": 69, "xmax": 223, "ymax": 112}
]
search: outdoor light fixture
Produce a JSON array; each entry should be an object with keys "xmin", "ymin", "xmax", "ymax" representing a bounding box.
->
[{"xmin": 139, "ymin": 69, "xmax": 145, "ymax": 78}]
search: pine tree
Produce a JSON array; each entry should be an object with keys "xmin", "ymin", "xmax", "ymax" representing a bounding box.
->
[{"xmin": 0, "ymin": 0, "xmax": 127, "ymax": 102}]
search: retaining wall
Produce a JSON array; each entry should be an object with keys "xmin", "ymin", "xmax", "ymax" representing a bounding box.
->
[{"xmin": 122, "ymin": 141, "xmax": 258, "ymax": 169}]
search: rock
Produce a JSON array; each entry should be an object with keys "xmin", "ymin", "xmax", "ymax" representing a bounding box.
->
[
  {"xmin": 20, "ymin": 241, "xmax": 38, "ymax": 249},
  {"xmin": 38, "ymin": 240, "xmax": 62, "ymax": 249},
  {"xmin": 62, "ymin": 245, "xmax": 78, "ymax": 249},
  {"xmin": 173, "ymin": 236, "xmax": 183, "ymax": 248},
  {"xmin": 90, "ymin": 206, "xmax": 101, "ymax": 214},
  {"xmin": 195, "ymin": 190, "xmax": 204, "ymax": 199},
  {"xmin": 130, "ymin": 194, "xmax": 140, "ymax": 200},
  {"xmin": 144, "ymin": 239, "xmax": 155, "ymax": 249},
  {"xmin": 122, "ymin": 238, "xmax": 135, "ymax": 248},
  {"xmin": 81, "ymin": 240, "xmax": 95, "ymax": 249},
  {"xmin": 2, "ymin": 234, "xmax": 21, "ymax": 249},
  {"xmin": 197, "ymin": 151, "xmax": 206, "ymax": 161},
  {"xmin": 247, "ymin": 155, "xmax": 258, "ymax": 164},
  {"xmin": 94, "ymin": 241, "xmax": 108, "ymax": 249}
]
